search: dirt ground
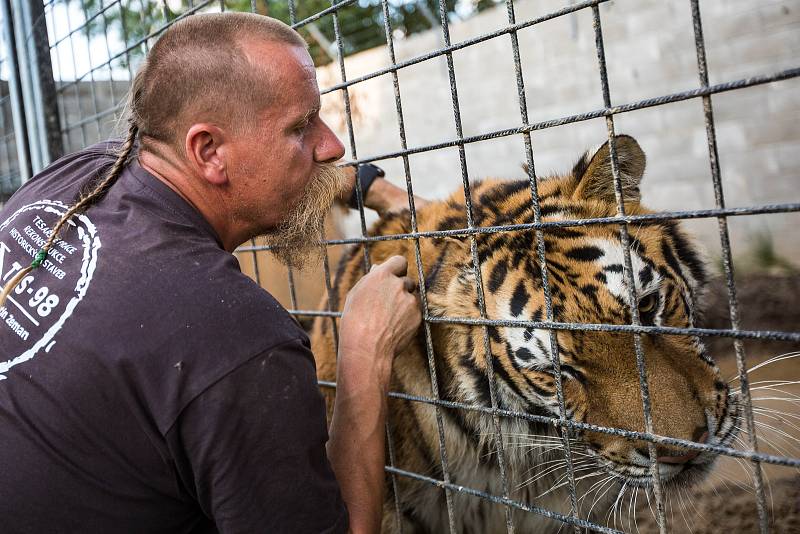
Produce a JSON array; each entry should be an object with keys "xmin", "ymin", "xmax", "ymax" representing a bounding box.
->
[{"xmin": 632, "ymin": 273, "xmax": 800, "ymax": 533}]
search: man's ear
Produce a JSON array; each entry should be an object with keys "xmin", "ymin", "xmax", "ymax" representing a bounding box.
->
[
  {"xmin": 185, "ymin": 124, "xmax": 229, "ymax": 186},
  {"xmin": 570, "ymin": 135, "xmax": 646, "ymax": 203}
]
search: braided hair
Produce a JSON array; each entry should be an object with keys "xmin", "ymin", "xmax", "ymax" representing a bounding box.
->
[{"xmin": 0, "ymin": 120, "xmax": 139, "ymax": 307}]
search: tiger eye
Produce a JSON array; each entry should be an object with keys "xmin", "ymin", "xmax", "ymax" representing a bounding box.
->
[{"xmin": 638, "ymin": 293, "xmax": 658, "ymax": 314}]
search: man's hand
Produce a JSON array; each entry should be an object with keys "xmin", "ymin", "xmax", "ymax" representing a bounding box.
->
[
  {"xmin": 327, "ymin": 255, "xmax": 421, "ymax": 533},
  {"xmin": 338, "ymin": 255, "xmax": 421, "ymax": 386}
]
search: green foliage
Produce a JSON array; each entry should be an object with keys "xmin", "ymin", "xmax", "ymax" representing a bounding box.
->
[{"xmin": 79, "ymin": 0, "xmax": 489, "ymax": 68}]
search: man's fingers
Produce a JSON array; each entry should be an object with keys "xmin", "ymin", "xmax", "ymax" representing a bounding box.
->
[
  {"xmin": 402, "ymin": 276, "xmax": 417, "ymax": 293},
  {"xmin": 379, "ymin": 255, "xmax": 408, "ymax": 277}
]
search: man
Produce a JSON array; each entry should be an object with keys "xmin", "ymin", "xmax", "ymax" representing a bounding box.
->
[{"xmin": 0, "ymin": 13, "xmax": 420, "ymax": 533}]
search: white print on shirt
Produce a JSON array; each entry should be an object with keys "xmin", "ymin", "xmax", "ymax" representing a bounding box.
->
[{"xmin": 0, "ymin": 200, "xmax": 101, "ymax": 380}]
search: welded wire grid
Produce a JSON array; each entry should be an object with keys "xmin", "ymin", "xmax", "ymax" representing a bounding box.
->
[{"xmin": 30, "ymin": 0, "xmax": 800, "ymax": 533}]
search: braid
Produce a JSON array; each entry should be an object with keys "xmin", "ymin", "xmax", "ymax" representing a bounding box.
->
[{"xmin": 0, "ymin": 121, "xmax": 139, "ymax": 307}]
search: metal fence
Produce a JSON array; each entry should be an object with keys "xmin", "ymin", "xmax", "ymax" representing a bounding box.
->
[{"xmin": 1, "ymin": 0, "xmax": 798, "ymax": 532}]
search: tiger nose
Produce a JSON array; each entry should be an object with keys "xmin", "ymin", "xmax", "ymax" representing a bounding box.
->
[
  {"xmin": 656, "ymin": 428, "xmax": 708, "ymax": 465},
  {"xmin": 635, "ymin": 427, "xmax": 708, "ymax": 464}
]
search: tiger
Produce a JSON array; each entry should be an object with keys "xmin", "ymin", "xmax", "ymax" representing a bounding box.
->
[{"xmin": 310, "ymin": 135, "xmax": 740, "ymax": 533}]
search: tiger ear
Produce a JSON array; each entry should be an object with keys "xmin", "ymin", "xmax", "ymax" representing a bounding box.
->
[{"xmin": 570, "ymin": 135, "xmax": 646, "ymax": 203}]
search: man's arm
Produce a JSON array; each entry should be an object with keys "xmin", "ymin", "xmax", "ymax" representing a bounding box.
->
[
  {"xmin": 337, "ymin": 166, "xmax": 429, "ymax": 216},
  {"xmin": 165, "ymin": 338, "xmax": 349, "ymax": 534},
  {"xmin": 327, "ymin": 256, "xmax": 421, "ymax": 533},
  {"xmin": 362, "ymin": 177, "xmax": 430, "ymax": 216}
]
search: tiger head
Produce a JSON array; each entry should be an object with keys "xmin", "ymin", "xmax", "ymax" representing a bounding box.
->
[{"xmin": 424, "ymin": 135, "xmax": 739, "ymax": 489}]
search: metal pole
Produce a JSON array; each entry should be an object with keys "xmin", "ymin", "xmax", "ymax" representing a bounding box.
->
[
  {"xmin": 28, "ymin": 0, "xmax": 62, "ymax": 165},
  {"xmin": 0, "ymin": 0, "xmax": 31, "ymax": 184},
  {"xmin": 11, "ymin": 0, "xmax": 62, "ymax": 174}
]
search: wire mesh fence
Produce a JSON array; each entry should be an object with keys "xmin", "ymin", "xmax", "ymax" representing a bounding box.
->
[{"xmin": 1, "ymin": 0, "xmax": 798, "ymax": 532}]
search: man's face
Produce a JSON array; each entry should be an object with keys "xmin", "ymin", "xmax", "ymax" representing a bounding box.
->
[{"xmin": 227, "ymin": 40, "xmax": 346, "ymax": 265}]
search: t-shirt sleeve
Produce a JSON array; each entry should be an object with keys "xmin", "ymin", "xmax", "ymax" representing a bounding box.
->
[{"xmin": 165, "ymin": 337, "xmax": 349, "ymax": 534}]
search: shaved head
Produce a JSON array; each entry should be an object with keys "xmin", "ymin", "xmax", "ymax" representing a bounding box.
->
[
  {"xmin": 130, "ymin": 12, "xmax": 346, "ymax": 254},
  {"xmin": 132, "ymin": 13, "xmax": 307, "ymax": 152}
]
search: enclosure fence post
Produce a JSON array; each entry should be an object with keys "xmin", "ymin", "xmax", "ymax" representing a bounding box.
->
[
  {"xmin": 10, "ymin": 0, "xmax": 61, "ymax": 174},
  {"xmin": 0, "ymin": 0, "xmax": 31, "ymax": 184}
]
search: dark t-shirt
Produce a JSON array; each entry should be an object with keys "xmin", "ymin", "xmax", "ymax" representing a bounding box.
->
[{"xmin": 0, "ymin": 143, "xmax": 348, "ymax": 533}]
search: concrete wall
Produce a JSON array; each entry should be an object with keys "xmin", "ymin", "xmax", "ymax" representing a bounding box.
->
[
  {"xmin": 0, "ymin": 79, "xmax": 130, "ymax": 201},
  {"xmin": 317, "ymin": 0, "xmax": 800, "ymax": 267},
  {"xmin": 56, "ymin": 79, "xmax": 130, "ymax": 154}
]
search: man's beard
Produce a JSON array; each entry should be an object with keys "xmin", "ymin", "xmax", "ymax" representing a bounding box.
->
[{"xmin": 265, "ymin": 163, "xmax": 347, "ymax": 270}]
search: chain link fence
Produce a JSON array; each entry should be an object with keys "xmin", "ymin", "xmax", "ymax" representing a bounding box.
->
[{"xmin": 1, "ymin": 0, "xmax": 798, "ymax": 532}]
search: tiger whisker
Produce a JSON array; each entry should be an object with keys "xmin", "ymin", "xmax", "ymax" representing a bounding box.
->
[
  {"xmin": 481, "ymin": 431, "xmax": 567, "ymax": 442},
  {"xmin": 606, "ymin": 481, "xmax": 627, "ymax": 528},
  {"xmin": 663, "ymin": 492, "xmax": 673, "ymax": 529},
  {"xmin": 535, "ymin": 469, "xmax": 604, "ymax": 499},
  {"xmin": 518, "ymin": 456, "xmax": 590, "ymax": 477},
  {"xmin": 727, "ymin": 435, "xmax": 765, "ymax": 489},
  {"xmin": 518, "ymin": 461, "xmax": 596, "ymax": 490},
  {"xmin": 622, "ymin": 484, "xmax": 634, "ymax": 532},
  {"xmin": 676, "ymin": 485, "xmax": 692, "ymax": 533},
  {"xmin": 747, "ymin": 379, "xmax": 800, "ymax": 388},
  {"xmin": 752, "ymin": 409, "xmax": 800, "ymax": 439},
  {"xmin": 578, "ymin": 474, "xmax": 611, "ymax": 507},
  {"xmin": 752, "ymin": 420, "xmax": 800, "ymax": 455},
  {"xmin": 506, "ymin": 442, "xmax": 590, "ymax": 458},
  {"xmin": 586, "ymin": 475, "xmax": 618, "ymax": 522},
  {"xmin": 745, "ymin": 385, "xmax": 800, "ymax": 397},
  {"xmin": 750, "ymin": 419, "xmax": 800, "ymax": 443},
  {"xmin": 606, "ymin": 483, "xmax": 619, "ymax": 527},
  {"xmin": 524, "ymin": 456, "xmax": 593, "ymax": 473},
  {"xmin": 504, "ymin": 443, "xmax": 567, "ymax": 456},
  {"xmin": 631, "ymin": 483, "xmax": 641, "ymax": 534},
  {"xmin": 500, "ymin": 434, "xmax": 571, "ymax": 442},
  {"xmin": 643, "ymin": 485, "xmax": 655, "ymax": 526},
  {"xmin": 736, "ymin": 386, "xmax": 800, "ymax": 401},
  {"xmin": 728, "ymin": 351, "xmax": 800, "ymax": 381},
  {"xmin": 620, "ymin": 485, "xmax": 631, "ymax": 530},
  {"xmin": 683, "ymin": 482, "xmax": 705, "ymax": 522},
  {"xmin": 532, "ymin": 465, "xmax": 600, "ymax": 493},
  {"xmin": 721, "ymin": 441, "xmax": 762, "ymax": 494},
  {"xmin": 498, "ymin": 439, "xmax": 569, "ymax": 447},
  {"xmin": 752, "ymin": 406, "xmax": 800, "ymax": 420},
  {"xmin": 751, "ymin": 396, "xmax": 800, "ymax": 406},
  {"xmin": 734, "ymin": 422, "xmax": 800, "ymax": 457}
]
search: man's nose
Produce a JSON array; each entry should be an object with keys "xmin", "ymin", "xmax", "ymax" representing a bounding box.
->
[{"xmin": 314, "ymin": 119, "xmax": 345, "ymax": 163}]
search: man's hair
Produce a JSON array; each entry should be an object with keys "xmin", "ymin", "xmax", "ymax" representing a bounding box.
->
[
  {"xmin": 0, "ymin": 13, "xmax": 308, "ymax": 305},
  {"xmin": 134, "ymin": 13, "xmax": 307, "ymax": 150}
]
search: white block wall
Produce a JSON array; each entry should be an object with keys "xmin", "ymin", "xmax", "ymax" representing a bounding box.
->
[{"xmin": 318, "ymin": 0, "xmax": 800, "ymax": 266}]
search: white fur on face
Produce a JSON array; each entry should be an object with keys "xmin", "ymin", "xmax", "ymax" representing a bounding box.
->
[
  {"xmin": 495, "ymin": 295, "xmax": 553, "ymax": 369},
  {"xmin": 588, "ymin": 237, "xmax": 661, "ymax": 302},
  {"xmin": 493, "ymin": 237, "xmax": 665, "ymax": 372}
]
